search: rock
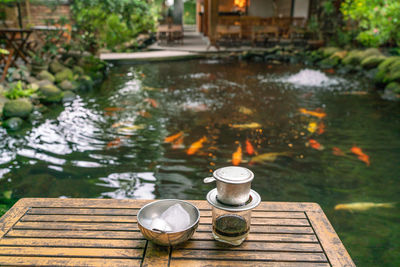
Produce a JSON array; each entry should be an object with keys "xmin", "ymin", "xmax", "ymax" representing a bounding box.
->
[
  {"xmin": 319, "ymin": 57, "xmax": 340, "ymax": 69},
  {"xmin": 0, "ymin": 94, "xmax": 8, "ymax": 117},
  {"xmin": 37, "ymin": 80, "xmax": 54, "ymax": 88},
  {"xmin": 374, "ymin": 57, "xmax": 400, "ymax": 84},
  {"xmin": 39, "ymin": 84, "xmax": 64, "ymax": 103},
  {"xmin": 27, "ymin": 83, "xmax": 39, "ymax": 91},
  {"xmin": 3, "ymin": 99, "xmax": 33, "ymax": 118},
  {"xmin": 64, "ymin": 57, "xmax": 75, "ymax": 67},
  {"xmin": 26, "ymin": 76, "xmax": 39, "ymax": 84},
  {"xmin": 62, "ymin": 91, "xmax": 76, "ymax": 102},
  {"xmin": 361, "ymin": 56, "xmax": 386, "ymax": 69},
  {"xmin": 3, "ymin": 117, "xmax": 23, "ymax": 131},
  {"xmin": 77, "ymin": 75, "xmax": 94, "ymax": 91},
  {"xmin": 320, "ymin": 47, "xmax": 340, "ymax": 58},
  {"xmin": 72, "ymin": 66, "xmax": 84, "ymax": 75},
  {"xmin": 381, "ymin": 88, "xmax": 400, "ymax": 101},
  {"xmin": 330, "ymin": 50, "xmax": 348, "ymax": 60},
  {"xmin": 55, "ymin": 68, "xmax": 74, "ymax": 83},
  {"xmin": 37, "ymin": 70, "xmax": 55, "ymax": 82},
  {"xmin": 59, "ymin": 80, "xmax": 77, "ymax": 91},
  {"xmin": 342, "ymin": 50, "xmax": 363, "ymax": 65},
  {"xmin": 49, "ymin": 60, "xmax": 65, "ymax": 74},
  {"xmin": 361, "ymin": 48, "xmax": 382, "ymax": 59},
  {"xmin": 11, "ymin": 69, "xmax": 30, "ymax": 81},
  {"xmin": 385, "ymin": 82, "xmax": 400, "ymax": 94}
]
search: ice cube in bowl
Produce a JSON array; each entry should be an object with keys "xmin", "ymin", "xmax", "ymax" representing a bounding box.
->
[{"xmin": 137, "ymin": 199, "xmax": 200, "ymax": 246}]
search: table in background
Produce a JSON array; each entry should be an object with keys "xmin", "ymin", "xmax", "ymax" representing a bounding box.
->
[
  {"xmin": 0, "ymin": 28, "xmax": 33, "ymax": 64},
  {"xmin": 0, "ymin": 198, "xmax": 355, "ymax": 266}
]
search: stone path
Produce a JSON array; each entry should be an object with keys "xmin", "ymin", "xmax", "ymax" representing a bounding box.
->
[{"xmin": 99, "ymin": 50, "xmax": 203, "ymax": 62}]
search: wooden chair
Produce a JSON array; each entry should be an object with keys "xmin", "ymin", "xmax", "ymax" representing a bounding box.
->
[
  {"xmin": 170, "ymin": 25, "xmax": 183, "ymax": 45},
  {"xmin": 252, "ymin": 25, "xmax": 279, "ymax": 46},
  {"xmin": 157, "ymin": 25, "xmax": 170, "ymax": 44}
]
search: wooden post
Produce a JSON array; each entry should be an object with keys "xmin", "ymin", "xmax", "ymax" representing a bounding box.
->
[
  {"xmin": 196, "ymin": 0, "xmax": 201, "ymax": 32},
  {"xmin": 203, "ymin": 0, "xmax": 208, "ymax": 36},
  {"xmin": 25, "ymin": 0, "xmax": 32, "ymax": 26},
  {"xmin": 208, "ymin": 0, "xmax": 218, "ymax": 40}
]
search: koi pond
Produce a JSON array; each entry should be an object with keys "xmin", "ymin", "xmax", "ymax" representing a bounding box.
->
[{"xmin": 0, "ymin": 59, "xmax": 399, "ymax": 266}]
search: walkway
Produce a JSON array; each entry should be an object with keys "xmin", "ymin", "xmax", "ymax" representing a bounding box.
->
[{"xmin": 99, "ymin": 50, "xmax": 203, "ymax": 63}]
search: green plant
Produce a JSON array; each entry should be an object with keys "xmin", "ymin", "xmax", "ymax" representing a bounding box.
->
[
  {"xmin": 4, "ymin": 81, "xmax": 37, "ymax": 100},
  {"xmin": 71, "ymin": 0, "xmax": 159, "ymax": 52},
  {"xmin": 341, "ymin": 0, "xmax": 400, "ymax": 47}
]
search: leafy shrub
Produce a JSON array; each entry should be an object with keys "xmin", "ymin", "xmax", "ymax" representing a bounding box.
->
[
  {"xmin": 341, "ymin": 0, "xmax": 400, "ymax": 47},
  {"xmin": 4, "ymin": 81, "xmax": 37, "ymax": 100},
  {"xmin": 71, "ymin": 0, "xmax": 158, "ymax": 52}
]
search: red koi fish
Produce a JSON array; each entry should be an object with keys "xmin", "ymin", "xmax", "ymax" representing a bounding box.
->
[
  {"xmin": 232, "ymin": 144, "xmax": 242, "ymax": 166},
  {"xmin": 245, "ymin": 139, "xmax": 255, "ymax": 155},
  {"xmin": 308, "ymin": 139, "xmax": 324, "ymax": 151},
  {"xmin": 351, "ymin": 146, "xmax": 370, "ymax": 166},
  {"xmin": 325, "ymin": 68, "xmax": 335, "ymax": 74},
  {"xmin": 187, "ymin": 137, "xmax": 207, "ymax": 155},
  {"xmin": 144, "ymin": 98, "xmax": 158, "ymax": 108},
  {"xmin": 332, "ymin": 147, "xmax": 345, "ymax": 156},
  {"xmin": 164, "ymin": 131, "xmax": 184, "ymax": 143},
  {"xmin": 107, "ymin": 138, "xmax": 121, "ymax": 149},
  {"xmin": 318, "ymin": 121, "xmax": 325, "ymax": 135}
]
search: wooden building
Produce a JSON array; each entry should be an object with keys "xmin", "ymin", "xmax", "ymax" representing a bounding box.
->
[{"xmin": 195, "ymin": 0, "xmax": 311, "ymax": 43}]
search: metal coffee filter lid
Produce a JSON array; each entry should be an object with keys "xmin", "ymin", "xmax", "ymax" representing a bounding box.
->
[
  {"xmin": 213, "ymin": 166, "xmax": 254, "ymax": 184},
  {"xmin": 207, "ymin": 188, "xmax": 261, "ymax": 212}
]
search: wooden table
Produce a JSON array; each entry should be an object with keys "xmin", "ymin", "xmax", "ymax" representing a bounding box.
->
[
  {"xmin": 0, "ymin": 28, "xmax": 33, "ymax": 65},
  {"xmin": 0, "ymin": 198, "xmax": 355, "ymax": 267}
]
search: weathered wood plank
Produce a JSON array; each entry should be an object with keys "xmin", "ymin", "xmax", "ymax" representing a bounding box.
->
[
  {"xmin": 0, "ymin": 238, "xmax": 146, "ymax": 248},
  {"xmin": 20, "ymin": 214, "xmax": 309, "ymax": 226},
  {"xmin": 21, "ymin": 214, "xmax": 137, "ymax": 223},
  {"xmin": 21, "ymin": 198, "xmax": 321, "ymax": 211},
  {"xmin": 170, "ymin": 260, "xmax": 330, "ymax": 267},
  {"xmin": 172, "ymin": 250, "xmax": 328, "ymax": 262},
  {"xmin": 6, "ymin": 229, "xmax": 144, "ymax": 239},
  {"xmin": 14, "ymin": 222, "xmax": 313, "ymax": 234},
  {"xmin": 307, "ymin": 211, "xmax": 356, "ymax": 267},
  {"xmin": 0, "ymin": 199, "xmax": 29, "ymax": 238},
  {"xmin": 142, "ymin": 241, "xmax": 170, "ymax": 267},
  {"xmin": 0, "ymin": 246, "xmax": 143, "ymax": 258},
  {"xmin": 28, "ymin": 208, "xmax": 139, "ymax": 216},
  {"xmin": 191, "ymin": 232, "xmax": 318, "ymax": 242},
  {"xmin": 14, "ymin": 221, "xmax": 139, "ymax": 231},
  {"xmin": 200, "ymin": 217, "xmax": 310, "ymax": 226},
  {"xmin": 0, "ymin": 256, "xmax": 141, "ymax": 266},
  {"xmin": 197, "ymin": 225, "xmax": 314, "ymax": 234},
  {"xmin": 176, "ymin": 240, "xmax": 323, "ymax": 252}
]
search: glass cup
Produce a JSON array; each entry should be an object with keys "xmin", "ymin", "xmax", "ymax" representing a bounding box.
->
[{"xmin": 211, "ymin": 206, "xmax": 251, "ymax": 246}]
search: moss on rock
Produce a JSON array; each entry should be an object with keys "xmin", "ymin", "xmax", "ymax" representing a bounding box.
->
[
  {"xmin": 49, "ymin": 60, "xmax": 65, "ymax": 74},
  {"xmin": 374, "ymin": 57, "xmax": 400, "ymax": 85},
  {"xmin": 37, "ymin": 70, "xmax": 55, "ymax": 82},
  {"xmin": 320, "ymin": 47, "xmax": 341, "ymax": 58},
  {"xmin": 385, "ymin": 82, "xmax": 400, "ymax": 94},
  {"xmin": 3, "ymin": 99, "xmax": 33, "ymax": 118},
  {"xmin": 342, "ymin": 50, "xmax": 363, "ymax": 65},
  {"xmin": 39, "ymin": 84, "xmax": 64, "ymax": 103},
  {"xmin": 319, "ymin": 57, "xmax": 340, "ymax": 69},
  {"xmin": 361, "ymin": 56, "xmax": 386, "ymax": 69},
  {"xmin": 59, "ymin": 80, "xmax": 78, "ymax": 91},
  {"xmin": 72, "ymin": 66, "xmax": 84, "ymax": 75},
  {"xmin": 3, "ymin": 117, "xmax": 23, "ymax": 131},
  {"xmin": 55, "ymin": 68, "xmax": 74, "ymax": 83}
]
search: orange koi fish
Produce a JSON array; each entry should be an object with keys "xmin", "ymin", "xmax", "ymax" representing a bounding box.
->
[
  {"xmin": 317, "ymin": 121, "xmax": 325, "ymax": 135},
  {"xmin": 232, "ymin": 144, "xmax": 242, "ymax": 166},
  {"xmin": 144, "ymin": 98, "xmax": 158, "ymax": 108},
  {"xmin": 138, "ymin": 110, "xmax": 152, "ymax": 118},
  {"xmin": 351, "ymin": 146, "xmax": 370, "ymax": 166},
  {"xmin": 299, "ymin": 108, "xmax": 327, "ymax": 119},
  {"xmin": 107, "ymin": 138, "xmax": 121, "ymax": 149},
  {"xmin": 104, "ymin": 111, "xmax": 116, "ymax": 117},
  {"xmin": 332, "ymin": 147, "xmax": 345, "ymax": 156},
  {"xmin": 245, "ymin": 139, "xmax": 255, "ymax": 155},
  {"xmin": 104, "ymin": 107, "xmax": 125, "ymax": 112},
  {"xmin": 164, "ymin": 131, "xmax": 184, "ymax": 143},
  {"xmin": 187, "ymin": 136, "xmax": 207, "ymax": 155},
  {"xmin": 325, "ymin": 68, "xmax": 335, "ymax": 74},
  {"xmin": 308, "ymin": 139, "xmax": 324, "ymax": 151},
  {"xmin": 172, "ymin": 136, "xmax": 184, "ymax": 149},
  {"xmin": 140, "ymin": 73, "xmax": 146, "ymax": 78}
]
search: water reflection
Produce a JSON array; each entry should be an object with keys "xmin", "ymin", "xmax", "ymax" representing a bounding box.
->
[{"xmin": 98, "ymin": 172, "xmax": 156, "ymax": 199}]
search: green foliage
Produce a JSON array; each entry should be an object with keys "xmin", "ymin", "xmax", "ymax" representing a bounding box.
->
[
  {"xmin": 341, "ymin": 0, "xmax": 400, "ymax": 47},
  {"xmin": 4, "ymin": 81, "xmax": 37, "ymax": 100},
  {"xmin": 71, "ymin": 0, "xmax": 158, "ymax": 52},
  {"xmin": 183, "ymin": 0, "xmax": 196, "ymax": 25}
]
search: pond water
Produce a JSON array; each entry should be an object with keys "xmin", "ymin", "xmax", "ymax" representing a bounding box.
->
[{"xmin": 1, "ymin": 59, "xmax": 399, "ymax": 266}]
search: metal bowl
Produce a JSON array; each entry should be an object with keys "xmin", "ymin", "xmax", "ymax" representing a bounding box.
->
[{"xmin": 137, "ymin": 199, "xmax": 200, "ymax": 246}]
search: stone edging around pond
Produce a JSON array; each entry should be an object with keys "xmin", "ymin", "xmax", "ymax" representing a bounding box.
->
[
  {"xmin": 0, "ymin": 56, "xmax": 107, "ymax": 131},
  {"xmin": 231, "ymin": 46, "xmax": 400, "ymax": 100}
]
